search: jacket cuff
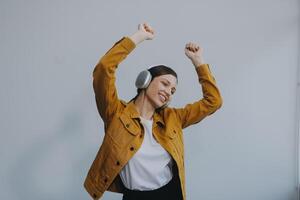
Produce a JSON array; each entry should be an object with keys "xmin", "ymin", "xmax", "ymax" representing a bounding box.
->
[
  {"xmin": 120, "ymin": 37, "xmax": 136, "ymax": 52},
  {"xmin": 195, "ymin": 64, "xmax": 211, "ymax": 77}
]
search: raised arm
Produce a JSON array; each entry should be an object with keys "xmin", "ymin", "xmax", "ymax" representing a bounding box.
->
[
  {"xmin": 173, "ymin": 42, "xmax": 223, "ymax": 129},
  {"xmin": 93, "ymin": 23, "xmax": 155, "ymax": 122}
]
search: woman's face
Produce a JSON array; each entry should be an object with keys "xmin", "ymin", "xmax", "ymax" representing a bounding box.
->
[{"xmin": 145, "ymin": 74, "xmax": 177, "ymax": 109}]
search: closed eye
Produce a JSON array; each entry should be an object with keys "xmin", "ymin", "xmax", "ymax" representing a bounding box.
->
[
  {"xmin": 161, "ymin": 78, "xmax": 176, "ymax": 95},
  {"xmin": 162, "ymin": 81, "xmax": 168, "ymax": 86}
]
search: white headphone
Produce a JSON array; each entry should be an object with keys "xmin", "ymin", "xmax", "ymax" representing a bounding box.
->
[{"xmin": 135, "ymin": 70, "xmax": 152, "ymax": 89}]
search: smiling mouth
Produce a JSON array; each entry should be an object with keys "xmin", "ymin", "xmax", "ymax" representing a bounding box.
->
[{"xmin": 159, "ymin": 93, "xmax": 167, "ymax": 103}]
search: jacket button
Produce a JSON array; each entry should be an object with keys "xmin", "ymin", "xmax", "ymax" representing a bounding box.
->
[
  {"xmin": 126, "ymin": 123, "xmax": 130, "ymax": 128},
  {"xmin": 93, "ymin": 194, "xmax": 97, "ymax": 198},
  {"xmin": 173, "ymin": 130, "xmax": 176, "ymax": 133},
  {"xmin": 139, "ymin": 134, "xmax": 143, "ymax": 138},
  {"xmin": 130, "ymin": 147, "xmax": 134, "ymax": 151},
  {"xmin": 116, "ymin": 161, "xmax": 120, "ymax": 166},
  {"xmin": 104, "ymin": 177, "xmax": 108, "ymax": 183}
]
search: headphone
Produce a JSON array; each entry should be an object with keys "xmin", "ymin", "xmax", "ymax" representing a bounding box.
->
[
  {"xmin": 135, "ymin": 70, "xmax": 152, "ymax": 89},
  {"xmin": 135, "ymin": 69, "xmax": 170, "ymax": 109}
]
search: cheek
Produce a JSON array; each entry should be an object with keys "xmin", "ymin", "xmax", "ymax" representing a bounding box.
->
[
  {"xmin": 156, "ymin": 82, "xmax": 165, "ymax": 91},
  {"xmin": 149, "ymin": 82, "xmax": 160, "ymax": 92},
  {"xmin": 146, "ymin": 84, "xmax": 158, "ymax": 97}
]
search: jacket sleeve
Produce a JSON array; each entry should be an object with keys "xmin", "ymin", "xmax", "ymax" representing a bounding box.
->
[
  {"xmin": 92, "ymin": 37, "xmax": 136, "ymax": 122},
  {"xmin": 172, "ymin": 64, "xmax": 223, "ymax": 129}
]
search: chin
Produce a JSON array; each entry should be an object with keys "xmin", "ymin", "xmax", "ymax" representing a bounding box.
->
[
  {"xmin": 151, "ymin": 100, "xmax": 162, "ymax": 109},
  {"xmin": 156, "ymin": 101, "xmax": 167, "ymax": 109}
]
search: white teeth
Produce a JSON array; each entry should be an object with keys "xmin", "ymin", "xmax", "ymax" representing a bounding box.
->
[{"xmin": 159, "ymin": 94, "xmax": 166, "ymax": 102}]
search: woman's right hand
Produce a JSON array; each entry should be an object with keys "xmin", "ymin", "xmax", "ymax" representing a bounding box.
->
[
  {"xmin": 138, "ymin": 23, "xmax": 155, "ymax": 40},
  {"xmin": 129, "ymin": 23, "xmax": 155, "ymax": 45}
]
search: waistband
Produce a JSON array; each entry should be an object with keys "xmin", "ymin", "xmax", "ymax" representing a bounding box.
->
[{"xmin": 123, "ymin": 176, "xmax": 175, "ymax": 195}]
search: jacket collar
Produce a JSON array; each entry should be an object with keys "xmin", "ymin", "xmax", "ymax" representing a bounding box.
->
[
  {"xmin": 125, "ymin": 100, "xmax": 165, "ymax": 127},
  {"xmin": 153, "ymin": 110, "xmax": 165, "ymax": 127}
]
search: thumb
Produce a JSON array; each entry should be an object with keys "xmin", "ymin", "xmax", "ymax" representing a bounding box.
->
[{"xmin": 138, "ymin": 23, "xmax": 145, "ymax": 31}]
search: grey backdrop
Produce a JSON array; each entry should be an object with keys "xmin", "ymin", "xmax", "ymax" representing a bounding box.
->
[{"xmin": 1, "ymin": 0, "xmax": 299, "ymax": 200}]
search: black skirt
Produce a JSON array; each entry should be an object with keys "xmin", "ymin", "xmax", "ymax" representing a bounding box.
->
[{"xmin": 122, "ymin": 175, "xmax": 183, "ymax": 200}]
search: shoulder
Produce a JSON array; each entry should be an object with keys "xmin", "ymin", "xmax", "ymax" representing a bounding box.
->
[{"xmin": 160, "ymin": 107, "xmax": 182, "ymax": 125}]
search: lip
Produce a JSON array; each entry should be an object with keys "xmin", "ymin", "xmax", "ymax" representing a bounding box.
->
[{"xmin": 158, "ymin": 93, "xmax": 168, "ymax": 103}]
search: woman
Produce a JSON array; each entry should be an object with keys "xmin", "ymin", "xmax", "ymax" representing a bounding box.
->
[{"xmin": 84, "ymin": 23, "xmax": 222, "ymax": 200}]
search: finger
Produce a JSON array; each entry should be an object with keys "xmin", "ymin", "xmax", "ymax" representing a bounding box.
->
[
  {"xmin": 187, "ymin": 43, "xmax": 194, "ymax": 51},
  {"xmin": 140, "ymin": 23, "xmax": 146, "ymax": 31},
  {"xmin": 145, "ymin": 26, "xmax": 153, "ymax": 33},
  {"xmin": 190, "ymin": 43, "xmax": 195, "ymax": 51},
  {"xmin": 144, "ymin": 24, "xmax": 154, "ymax": 34},
  {"xmin": 185, "ymin": 46, "xmax": 193, "ymax": 51},
  {"xmin": 190, "ymin": 43, "xmax": 194, "ymax": 50},
  {"xmin": 186, "ymin": 44, "xmax": 191, "ymax": 50},
  {"xmin": 143, "ymin": 23, "xmax": 149, "ymax": 30},
  {"xmin": 146, "ymin": 25, "xmax": 154, "ymax": 34},
  {"xmin": 146, "ymin": 24, "xmax": 152, "ymax": 30},
  {"xmin": 144, "ymin": 23, "xmax": 152, "ymax": 31},
  {"xmin": 186, "ymin": 43, "xmax": 192, "ymax": 49},
  {"xmin": 138, "ymin": 24, "xmax": 142, "ymax": 30},
  {"xmin": 193, "ymin": 44, "xmax": 199, "ymax": 52},
  {"xmin": 191, "ymin": 43, "xmax": 197, "ymax": 50},
  {"xmin": 146, "ymin": 28, "xmax": 154, "ymax": 34}
]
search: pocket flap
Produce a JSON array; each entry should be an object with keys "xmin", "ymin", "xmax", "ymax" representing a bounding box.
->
[
  {"xmin": 119, "ymin": 113, "xmax": 139, "ymax": 136},
  {"xmin": 168, "ymin": 128, "xmax": 178, "ymax": 139}
]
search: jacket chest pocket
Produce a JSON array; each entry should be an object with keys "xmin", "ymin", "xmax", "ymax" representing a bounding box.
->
[
  {"xmin": 167, "ymin": 126, "xmax": 182, "ymax": 141},
  {"xmin": 106, "ymin": 113, "xmax": 140, "ymax": 148},
  {"xmin": 119, "ymin": 113, "xmax": 139, "ymax": 136}
]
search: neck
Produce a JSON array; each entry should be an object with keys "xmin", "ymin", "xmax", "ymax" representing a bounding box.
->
[{"xmin": 133, "ymin": 92, "xmax": 155, "ymax": 120}]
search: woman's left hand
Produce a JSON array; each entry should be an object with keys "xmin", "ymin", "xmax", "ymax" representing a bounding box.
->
[{"xmin": 184, "ymin": 42, "xmax": 205, "ymax": 67}]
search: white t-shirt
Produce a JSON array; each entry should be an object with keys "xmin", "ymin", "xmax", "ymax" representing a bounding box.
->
[{"xmin": 119, "ymin": 116, "xmax": 173, "ymax": 190}]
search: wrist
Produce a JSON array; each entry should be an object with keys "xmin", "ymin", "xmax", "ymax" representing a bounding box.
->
[
  {"xmin": 191, "ymin": 57, "xmax": 205, "ymax": 67},
  {"xmin": 129, "ymin": 31, "xmax": 146, "ymax": 45}
]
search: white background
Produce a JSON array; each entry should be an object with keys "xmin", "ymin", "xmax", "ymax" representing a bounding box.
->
[{"xmin": 1, "ymin": 0, "xmax": 299, "ymax": 200}]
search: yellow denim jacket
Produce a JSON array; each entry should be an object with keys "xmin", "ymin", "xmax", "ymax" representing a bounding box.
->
[{"xmin": 84, "ymin": 37, "xmax": 222, "ymax": 200}]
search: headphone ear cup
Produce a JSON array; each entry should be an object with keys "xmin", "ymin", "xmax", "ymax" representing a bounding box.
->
[{"xmin": 135, "ymin": 70, "xmax": 152, "ymax": 89}]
